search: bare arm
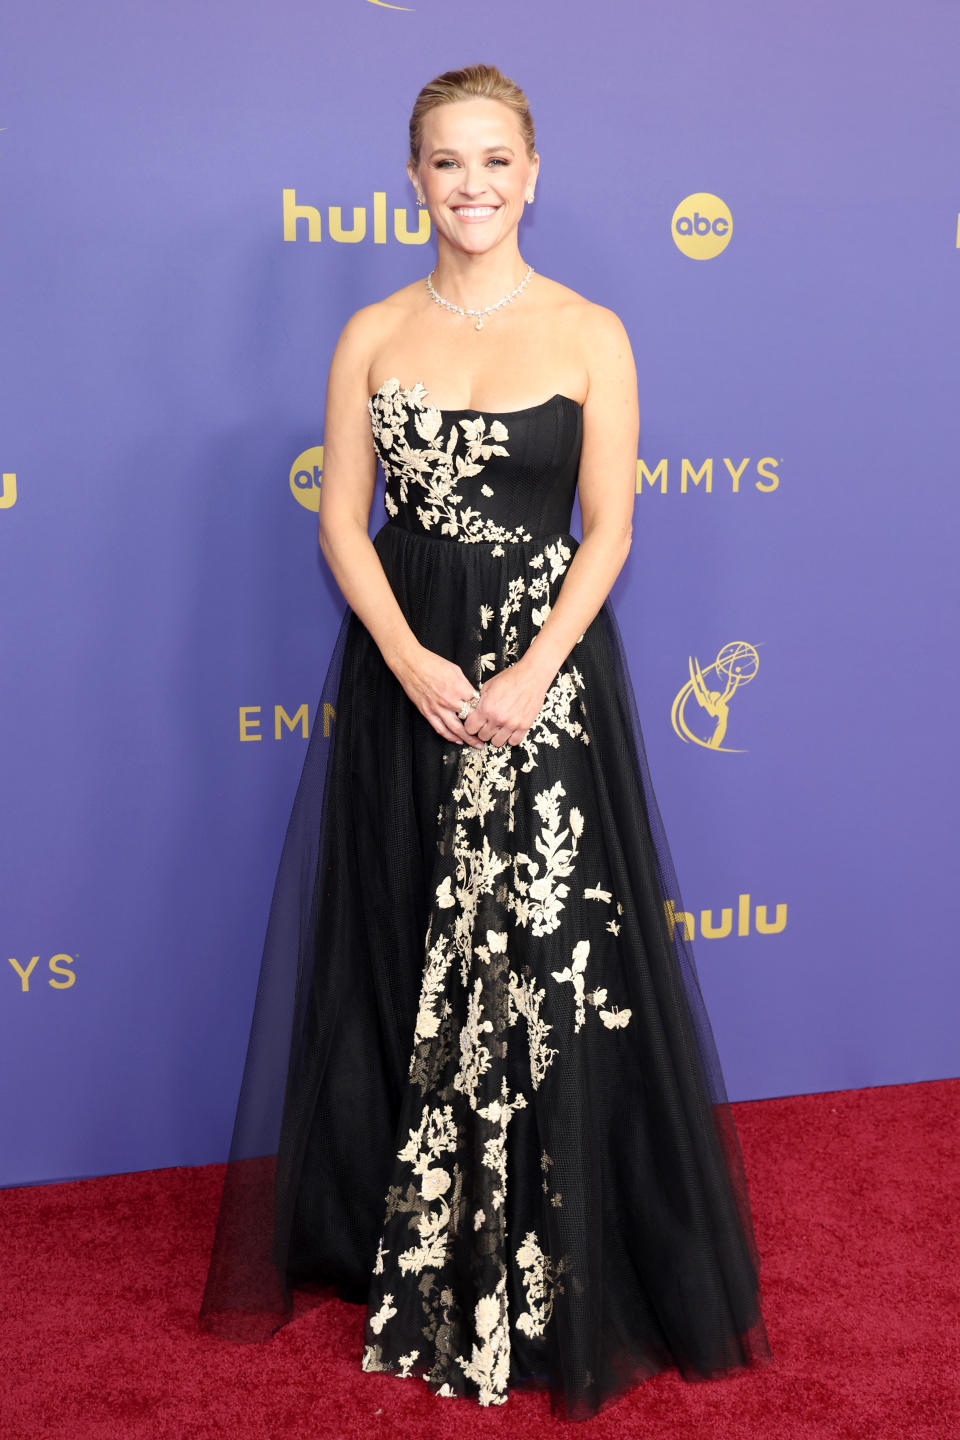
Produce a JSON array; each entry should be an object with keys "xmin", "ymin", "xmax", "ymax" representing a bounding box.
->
[
  {"xmin": 316, "ymin": 309, "xmax": 422, "ymax": 676},
  {"xmin": 463, "ymin": 304, "xmax": 637, "ymax": 749},
  {"xmin": 518, "ymin": 305, "xmax": 638, "ymax": 687},
  {"xmin": 317, "ymin": 308, "xmax": 486, "ymax": 747}
]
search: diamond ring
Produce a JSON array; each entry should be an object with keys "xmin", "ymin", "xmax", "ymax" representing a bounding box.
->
[{"xmin": 457, "ymin": 689, "xmax": 481, "ymax": 722}]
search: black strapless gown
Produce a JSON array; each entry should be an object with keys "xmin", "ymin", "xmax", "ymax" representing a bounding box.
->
[{"xmin": 199, "ymin": 378, "xmax": 771, "ymax": 1420}]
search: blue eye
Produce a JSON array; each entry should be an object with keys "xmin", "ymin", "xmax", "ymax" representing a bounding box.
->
[{"xmin": 432, "ymin": 157, "xmax": 510, "ymax": 169}]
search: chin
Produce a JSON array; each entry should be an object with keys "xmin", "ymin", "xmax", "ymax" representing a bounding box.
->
[{"xmin": 457, "ymin": 220, "xmax": 513, "ymax": 245}]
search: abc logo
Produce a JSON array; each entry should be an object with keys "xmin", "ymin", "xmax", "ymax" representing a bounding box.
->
[
  {"xmin": 290, "ymin": 445, "xmax": 324, "ymax": 512},
  {"xmin": 671, "ymin": 193, "xmax": 733, "ymax": 260}
]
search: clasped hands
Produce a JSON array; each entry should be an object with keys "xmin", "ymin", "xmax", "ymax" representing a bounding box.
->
[
  {"xmin": 398, "ymin": 643, "xmax": 551, "ymax": 750},
  {"xmin": 458, "ymin": 662, "xmax": 548, "ymax": 749}
]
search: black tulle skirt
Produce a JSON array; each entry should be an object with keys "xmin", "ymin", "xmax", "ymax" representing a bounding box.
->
[{"xmin": 198, "ymin": 520, "xmax": 771, "ymax": 1421}]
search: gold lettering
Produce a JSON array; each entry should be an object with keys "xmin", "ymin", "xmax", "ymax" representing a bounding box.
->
[
  {"xmin": 281, "ymin": 189, "xmax": 435, "ymax": 247},
  {"xmin": 49, "ymin": 953, "xmax": 77, "ymax": 989},
  {"xmin": 393, "ymin": 207, "xmax": 431, "ymax": 245},
  {"xmin": 0, "ymin": 473, "xmax": 16, "ymax": 510},
  {"xmin": 282, "ymin": 188, "xmax": 322, "ymax": 243},
  {"xmin": 8, "ymin": 955, "xmax": 40, "ymax": 993},
  {"xmin": 658, "ymin": 893, "xmax": 790, "ymax": 941},
  {"xmin": 275, "ymin": 703, "xmax": 309, "ymax": 740},
  {"xmin": 329, "ymin": 206, "xmax": 366, "ymax": 243},
  {"xmin": 700, "ymin": 907, "xmax": 733, "ymax": 939},
  {"xmin": 756, "ymin": 457, "xmax": 780, "ymax": 492},
  {"xmin": 681, "ymin": 458, "xmax": 713, "ymax": 493},
  {"xmin": 755, "ymin": 903, "xmax": 787, "ymax": 934},
  {"xmin": 663, "ymin": 899, "xmax": 694, "ymax": 942},
  {"xmin": 373, "ymin": 190, "xmax": 387, "ymax": 244},
  {"xmin": 637, "ymin": 458, "xmax": 667, "ymax": 493},
  {"xmin": 239, "ymin": 705, "xmax": 262, "ymax": 741},
  {"xmin": 723, "ymin": 458, "xmax": 750, "ymax": 492}
]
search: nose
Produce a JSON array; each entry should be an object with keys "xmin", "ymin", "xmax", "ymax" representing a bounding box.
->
[{"xmin": 457, "ymin": 166, "xmax": 489, "ymax": 198}]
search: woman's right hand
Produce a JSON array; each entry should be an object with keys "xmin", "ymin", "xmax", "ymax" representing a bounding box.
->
[{"xmin": 393, "ymin": 643, "xmax": 486, "ymax": 748}]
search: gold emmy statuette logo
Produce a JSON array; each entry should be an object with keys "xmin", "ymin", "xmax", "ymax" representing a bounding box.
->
[
  {"xmin": 290, "ymin": 445, "xmax": 324, "ymax": 511},
  {"xmin": 283, "ymin": 190, "xmax": 431, "ymax": 246},
  {"xmin": 671, "ymin": 640, "xmax": 760, "ymax": 751},
  {"xmin": 671, "ymin": 193, "xmax": 733, "ymax": 260},
  {"xmin": 8, "ymin": 953, "xmax": 77, "ymax": 992},
  {"xmin": 1, "ymin": 472, "xmax": 17, "ymax": 509}
]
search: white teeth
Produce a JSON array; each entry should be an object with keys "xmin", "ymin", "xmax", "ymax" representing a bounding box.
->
[{"xmin": 454, "ymin": 206, "xmax": 496, "ymax": 218}]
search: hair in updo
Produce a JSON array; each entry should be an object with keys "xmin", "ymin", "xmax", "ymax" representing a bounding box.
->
[{"xmin": 408, "ymin": 64, "xmax": 537, "ymax": 167}]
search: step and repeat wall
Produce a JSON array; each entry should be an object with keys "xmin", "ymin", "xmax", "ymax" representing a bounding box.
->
[{"xmin": 2, "ymin": 1, "xmax": 957, "ymax": 1187}]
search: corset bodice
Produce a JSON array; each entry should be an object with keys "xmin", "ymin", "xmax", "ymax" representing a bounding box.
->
[{"xmin": 368, "ymin": 377, "xmax": 583, "ymax": 545}]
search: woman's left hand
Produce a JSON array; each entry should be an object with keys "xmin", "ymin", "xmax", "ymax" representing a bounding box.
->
[{"xmin": 463, "ymin": 660, "xmax": 553, "ymax": 748}]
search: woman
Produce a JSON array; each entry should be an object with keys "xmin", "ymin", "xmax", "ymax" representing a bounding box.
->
[{"xmin": 200, "ymin": 64, "xmax": 771, "ymax": 1420}]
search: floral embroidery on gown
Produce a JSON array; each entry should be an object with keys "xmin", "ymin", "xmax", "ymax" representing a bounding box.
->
[{"xmin": 199, "ymin": 377, "xmax": 771, "ymax": 1421}]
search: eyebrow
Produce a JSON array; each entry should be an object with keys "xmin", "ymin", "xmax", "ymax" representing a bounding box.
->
[{"xmin": 427, "ymin": 145, "xmax": 516, "ymax": 159}]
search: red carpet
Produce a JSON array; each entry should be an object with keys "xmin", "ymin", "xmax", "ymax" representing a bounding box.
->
[{"xmin": 2, "ymin": 1078, "xmax": 957, "ymax": 1438}]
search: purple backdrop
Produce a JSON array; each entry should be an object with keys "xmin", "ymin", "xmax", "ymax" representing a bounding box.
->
[{"xmin": 1, "ymin": 0, "xmax": 958, "ymax": 1187}]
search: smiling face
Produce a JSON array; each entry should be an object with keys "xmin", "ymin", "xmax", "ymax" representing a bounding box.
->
[{"xmin": 408, "ymin": 97, "xmax": 539, "ymax": 258}]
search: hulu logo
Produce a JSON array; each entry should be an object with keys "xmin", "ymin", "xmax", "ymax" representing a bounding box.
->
[{"xmin": 282, "ymin": 189, "xmax": 431, "ymax": 245}]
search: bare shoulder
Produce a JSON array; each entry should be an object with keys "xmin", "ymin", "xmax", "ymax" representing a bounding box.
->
[
  {"xmin": 328, "ymin": 280, "xmax": 424, "ymax": 398},
  {"xmin": 334, "ymin": 280, "xmax": 421, "ymax": 354},
  {"xmin": 535, "ymin": 275, "xmax": 634, "ymax": 375},
  {"xmin": 532, "ymin": 272, "xmax": 590, "ymax": 319},
  {"xmin": 536, "ymin": 275, "xmax": 630, "ymax": 331},
  {"xmin": 581, "ymin": 302, "xmax": 636, "ymax": 392},
  {"xmin": 533, "ymin": 282, "xmax": 637, "ymax": 422},
  {"xmin": 570, "ymin": 294, "xmax": 633, "ymax": 354}
]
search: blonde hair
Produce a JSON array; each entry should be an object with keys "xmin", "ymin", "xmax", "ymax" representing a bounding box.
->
[{"xmin": 408, "ymin": 64, "xmax": 536, "ymax": 167}]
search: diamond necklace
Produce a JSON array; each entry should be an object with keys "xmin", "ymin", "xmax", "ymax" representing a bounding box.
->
[{"xmin": 425, "ymin": 265, "xmax": 535, "ymax": 331}]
